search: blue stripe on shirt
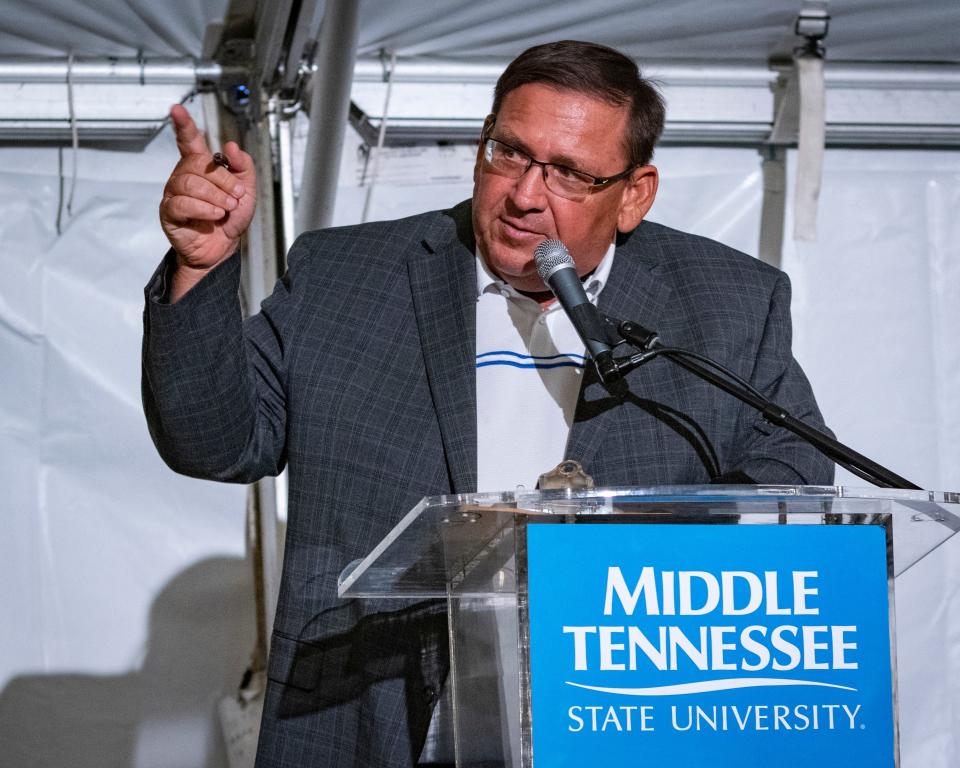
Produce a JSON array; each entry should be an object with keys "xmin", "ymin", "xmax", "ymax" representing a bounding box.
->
[
  {"xmin": 477, "ymin": 350, "xmax": 586, "ymax": 362},
  {"xmin": 476, "ymin": 360, "xmax": 584, "ymax": 370}
]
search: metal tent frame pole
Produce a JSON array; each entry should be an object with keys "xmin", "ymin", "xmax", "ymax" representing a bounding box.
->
[{"xmin": 296, "ymin": 0, "xmax": 361, "ymax": 235}]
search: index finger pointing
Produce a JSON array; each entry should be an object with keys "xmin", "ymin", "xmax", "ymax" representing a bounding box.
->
[{"xmin": 170, "ymin": 104, "xmax": 210, "ymax": 158}]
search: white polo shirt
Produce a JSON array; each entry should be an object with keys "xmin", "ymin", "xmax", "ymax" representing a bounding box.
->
[{"xmin": 475, "ymin": 243, "xmax": 615, "ymax": 492}]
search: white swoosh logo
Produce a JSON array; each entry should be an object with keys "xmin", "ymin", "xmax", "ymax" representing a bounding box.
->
[{"xmin": 565, "ymin": 678, "xmax": 857, "ymax": 696}]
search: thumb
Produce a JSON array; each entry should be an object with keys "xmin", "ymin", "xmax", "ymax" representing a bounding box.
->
[{"xmin": 223, "ymin": 141, "xmax": 256, "ymax": 183}]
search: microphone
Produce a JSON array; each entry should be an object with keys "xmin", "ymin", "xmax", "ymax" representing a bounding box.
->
[{"xmin": 534, "ymin": 239, "xmax": 621, "ymax": 387}]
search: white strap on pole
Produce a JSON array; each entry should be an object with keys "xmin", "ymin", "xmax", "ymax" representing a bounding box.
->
[
  {"xmin": 361, "ymin": 49, "xmax": 397, "ymax": 223},
  {"xmin": 758, "ymin": 146, "xmax": 787, "ymax": 268},
  {"xmin": 792, "ymin": 0, "xmax": 829, "ymax": 242},
  {"xmin": 201, "ymin": 91, "xmax": 223, "ymax": 154},
  {"xmin": 793, "ymin": 53, "xmax": 826, "ymax": 241},
  {"xmin": 65, "ymin": 51, "xmax": 79, "ymax": 217}
]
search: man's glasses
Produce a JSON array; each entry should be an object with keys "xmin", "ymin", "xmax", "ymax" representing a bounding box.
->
[{"xmin": 481, "ymin": 136, "xmax": 636, "ymax": 202}]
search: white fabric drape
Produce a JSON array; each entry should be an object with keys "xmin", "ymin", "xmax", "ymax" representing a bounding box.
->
[{"xmin": 0, "ymin": 117, "xmax": 252, "ymax": 768}]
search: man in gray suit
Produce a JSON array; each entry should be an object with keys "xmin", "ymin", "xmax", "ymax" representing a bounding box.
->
[{"xmin": 145, "ymin": 40, "xmax": 832, "ymax": 767}]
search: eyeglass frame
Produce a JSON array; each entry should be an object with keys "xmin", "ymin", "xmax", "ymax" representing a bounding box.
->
[{"xmin": 480, "ymin": 118, "xmax": 638, "ymax": 201}]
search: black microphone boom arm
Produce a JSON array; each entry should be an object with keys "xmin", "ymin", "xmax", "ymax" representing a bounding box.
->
[{"xmin": 614, "ymin": 319, "xmax": 920, "ymax": 490}]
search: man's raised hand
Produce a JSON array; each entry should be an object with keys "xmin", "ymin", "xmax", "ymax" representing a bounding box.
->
[{"xmin": 159, "ymin": 105, "xmax": 257, "ymax": 300}]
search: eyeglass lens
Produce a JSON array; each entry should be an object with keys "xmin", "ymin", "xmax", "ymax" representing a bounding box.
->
[{"xmin": 484, "ymin": 139, "xmax": 594, "ymax": 200}]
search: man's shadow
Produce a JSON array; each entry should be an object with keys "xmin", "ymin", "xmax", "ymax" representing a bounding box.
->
[{"xmin": 0, "ymin": 556, "xmax": 256, "ymax": 768}]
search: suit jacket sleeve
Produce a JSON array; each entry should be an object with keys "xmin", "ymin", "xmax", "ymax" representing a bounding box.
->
[
  {"xmin": 141, "ymin": 245, "xmax": 300, "ymax": 483},
  {"xmin": 721, "ymin": 269, "xmax": 834, "ymax": 485}
]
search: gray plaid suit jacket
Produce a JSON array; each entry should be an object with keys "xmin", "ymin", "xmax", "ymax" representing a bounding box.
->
[{"xmin": 142, "ymin": 200, "xmax": 832, "ymax": 767}]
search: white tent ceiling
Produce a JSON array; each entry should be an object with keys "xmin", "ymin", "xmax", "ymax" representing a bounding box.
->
[
  {"xmin": 2, "ymin": 0, "xmax": 958, "ymax": 150},
  {"xmin": 0, "ymin": 0, "xmax": 225, "ymax": 57},
  {"xmin": 0, "ymin": 0, "xmax": 957, "ymax": 63},
  {"xmin": 351, "ymin": 0, "xmax": 960, "ymax": 63}
]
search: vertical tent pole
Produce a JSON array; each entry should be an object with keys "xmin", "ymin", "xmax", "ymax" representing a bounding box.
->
[{"xmin": 296, "ymin": 0, "xmax": 361, "ymax": 235}]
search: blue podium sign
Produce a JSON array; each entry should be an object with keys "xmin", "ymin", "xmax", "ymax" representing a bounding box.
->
[{"xmin": 525, "ymin": 522, "xmax": 895, "ymax": 767}]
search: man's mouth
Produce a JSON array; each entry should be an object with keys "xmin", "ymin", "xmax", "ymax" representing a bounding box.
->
[{"xmin": 499, "ymin": 218, "xmax": 544, "ymax": 242}]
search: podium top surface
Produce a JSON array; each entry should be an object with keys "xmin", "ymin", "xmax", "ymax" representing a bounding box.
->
[{"xmin": 338, "ymin": 485, "xmax": 960, "ymax": 598}]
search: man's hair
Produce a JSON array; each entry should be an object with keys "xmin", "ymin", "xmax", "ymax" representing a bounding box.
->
[{"xmin": 491, "ymin": 40, "xmax": 665, "ymax": 168}]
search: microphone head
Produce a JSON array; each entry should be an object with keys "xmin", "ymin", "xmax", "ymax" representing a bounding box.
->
[{"xmin": 534, "ymin": 239, "xmax": 573, "ymax": 283}]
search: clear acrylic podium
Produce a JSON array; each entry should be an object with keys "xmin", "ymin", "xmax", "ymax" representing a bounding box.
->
[{"xmin": 338, "ymin": 486, "xmax": 959, "ymax": 767}]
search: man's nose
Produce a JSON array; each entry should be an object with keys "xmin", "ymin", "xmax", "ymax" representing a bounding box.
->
[{"xmin": 509, "ymin": 162, "xmax": 548, "ymax": 208}]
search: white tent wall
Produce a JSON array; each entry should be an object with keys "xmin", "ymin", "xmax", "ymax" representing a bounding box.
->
[
  {"xmin": 783, "ymin": 149, "xmax": 960, "ymax": 493},
  {"xmin": 0, "ymin": 113, "xmax": 254, "ymax": 767},
  {"xmin": 781, "ymin": 148, "xmax": 960, "ymax": 768}
]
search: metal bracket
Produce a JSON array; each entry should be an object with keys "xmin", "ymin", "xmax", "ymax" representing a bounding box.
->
[
  {"xmin": 378, "ymin": 48, "xmax": 395, "ymax": 83},
  {"xmin": 538, "ymin": 460, "xmax": 595, "ymax": 491},
  {"xmin": 278, "ymin": 38, "xmax": 317, "ymax": 117},
  {"xmin": 215, "ymin": 37, "xmax": 256, "ymax": 119},
  {"xmin": 795, "ymin": 3, "xmax": 831, "ymax": 58}
]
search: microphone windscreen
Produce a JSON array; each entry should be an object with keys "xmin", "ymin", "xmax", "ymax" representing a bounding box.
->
[{"xmin": 534, "ymin": 239, "xmax": 573, "ymax": 283}]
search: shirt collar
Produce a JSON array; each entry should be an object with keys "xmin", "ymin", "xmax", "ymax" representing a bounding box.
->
[{"xmin": 475, "ymin": 241, "xmax": 616, "ymax": 301}]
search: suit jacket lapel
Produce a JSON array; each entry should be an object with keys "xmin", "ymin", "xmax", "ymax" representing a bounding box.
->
[
  {"xmin": 566, "ymin": 224, "xmax": 673, "ymax": 476},
  {"xmin": 408, "ymin": 202, "xmax": 478, "ymax": 493}
]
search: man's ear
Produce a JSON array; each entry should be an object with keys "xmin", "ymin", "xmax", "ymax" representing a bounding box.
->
[
  {"xmin": 474, "ymin": 114, "xmax": 495, "ymax": 185},
  {"xmin": 473, "ymin": 142, "xmax": 483, "ymax": 185},
  {"xmin": 617, "ymin": 165, "xmax": 659, "ymax": 233}
]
